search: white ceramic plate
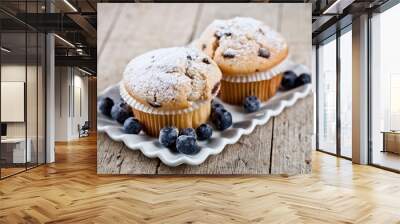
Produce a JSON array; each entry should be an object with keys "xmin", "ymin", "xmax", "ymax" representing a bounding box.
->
[{"xmin": 98, "ymin": 63, "xmax": 312, "ymax": 166}]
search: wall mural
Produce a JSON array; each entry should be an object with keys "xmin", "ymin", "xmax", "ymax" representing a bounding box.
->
[{"xmin": 97, "ymin": 3, "xmax": 313, "ymax": 175}]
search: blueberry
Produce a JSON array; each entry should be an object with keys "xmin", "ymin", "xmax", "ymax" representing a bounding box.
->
[
  {"xmin": 98, "ymin": 97, "xmax": 114, "ymax": 116},
  {"xmin": 243, "ymin": 96, "xmax": 261, "ymax": 113},
  {"xmin": 212, "ymin": 108, "xmax": 232, "ymax": 131},
  {"xmin": 121, "ymin": 102, "xmax": 133, "ymax": 116},
  {"xmin": 295, "ymin": 73, "xmax": 311, "ymax": 86},
  {"xmin": 159, "ymin": 127, "xmax": 179, "ymax": 148},
  {"xmin": 196, "ymin": 124, "xmax": 213, "ymax": 140},
  {"xmin": 123, "ymin": 117, "xmax": 142, "ymax": 134},
  {"xmin": 211, "ymin": 102, "xmax": 225, "ymax": 120},
  {"xmin": 281, "ymin": 70, "xmax": 298, "ymax": 91},
  {"xmin": 179, "ymin": 128, "xmax": 197, "ymax": 139},
  {"xmin": 258, "ymin": 48, "xmax": 270, "ymax": 58},
  {"xmin": 176, "ymin": 135, "xmax": 200, "ymax": 155},
  {"xmin": 202, "ymin": 58, "xmax": 210, "ymax": 64},
  {"xmin": 211, "ymin": 102, "xmax": 224, "ymax": 111},
  {"xmin": 222, "ymin": 51, "xmax": 235, "ymax": 58},
  {"xmin": 111, "ymin": 102, "xmax": 132, "ymax": 124}
]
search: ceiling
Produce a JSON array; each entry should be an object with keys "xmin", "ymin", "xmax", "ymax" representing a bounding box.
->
[
  {"xmin": 0, "ymin": 0, "xmax": 97, "ymax": 74},
  {"xmin": 0, "ymin": 0, "xmax": 395, "ymax": 74},
  {"xmin": 311, "ymin": 0, "xmax": 391, "ymax": 44}
]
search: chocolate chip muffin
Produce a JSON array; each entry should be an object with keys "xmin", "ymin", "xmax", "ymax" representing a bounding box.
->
[
  {"xmin": 120, "ymin": 47, "xmax": 222, "ymax": 137},
  {"xmin": 193, "ymin": 17, "xmax": 289, "ymax": 104}
]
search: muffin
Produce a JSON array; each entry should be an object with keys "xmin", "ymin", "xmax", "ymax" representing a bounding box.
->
[
  {"xmin": 193, "ymin": 17, "xmax": 289, "ymax": 104},
  {"xmin": 121, "ymin": 47, "xmax": 222, "ymax": 137}
]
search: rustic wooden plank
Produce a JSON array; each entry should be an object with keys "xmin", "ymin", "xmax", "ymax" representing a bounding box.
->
[
  {"xmin": 280, "ymin": 3, "xmax": 312, "ymax": 45},
  {"xmin": 157, "ymin": 121, "xmax": 273, "ymax": 174},
  {"xmin": 289, "ymin": 43, "xmax": 312, "ymax": 71},
  {"xmin": 97, "ymin": 3, "xmax": 200, "ymax": 93},
  {"xmin": 97, "ymin": 3, "xmax": 124, "ymax": 57},
  {"xmin": 97, "ymin": 133, "xmax": 159, "ymax": 174},
  {"xmin": 280, "ymin": 3, "xmax": 312, "ymax": 69},
  {"xmin": 270, "ymin": 94, "xmax": 313, "ymax": 175}
]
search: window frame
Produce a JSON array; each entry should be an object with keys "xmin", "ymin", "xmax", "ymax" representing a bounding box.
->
[
  {"xmin": 0, "ymin": 0, "xmax": 47, "ymax": 180},
  {"xmin": 315, "ymin": 24, "xmax": 353, "ymax": 160},
  {"xmin": 367, "ymin": 1, "xmax": 400, "ymax": 173}
]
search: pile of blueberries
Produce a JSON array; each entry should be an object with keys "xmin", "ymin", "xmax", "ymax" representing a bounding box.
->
[
  {"xmin": 159, "ymin": 101, "xmax": 233, "ymax": 155},
  {"xmin": 98, "ymin": 97, "xmax": 143, "ymax": 134},
  {"xmin": 98, "ymin": 97, "xmax": 234, "ymax": 155},
  {"xmin": 280, "ymin": 71, "xmax": 311, "ymax": 91},
  {"xmin": 242, "ymin": 71, "xmax": 311, "ymax": 113},
  {"xmin": 159, "ymin": 126, "xmax": 209, "ymax": 155}
]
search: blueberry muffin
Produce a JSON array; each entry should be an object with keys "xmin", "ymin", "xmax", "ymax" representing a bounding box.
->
[
  {"xmin": 121, "ymin": 47, "xmax": 222, "ymax": 137},
  {"xmin": 193, "ymin": 17, "xmax": 289, "ymax": 104}
]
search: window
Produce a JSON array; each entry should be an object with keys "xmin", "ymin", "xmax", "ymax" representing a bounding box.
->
[
  {"xmin": 0, "ymin": 2, "xmax": 46, "ymax": 179},
  {"xmin": 1, "ymin": 30, "xmax": 28, "ymax": 178},
  {"xmin": 370, "ymin": 3, "xmax": 400, "ymax": 171},
  {"xmin": 317, "ymin": 36, "xmax": 337, "ymax": 154},
  {"xmin": 340, "ymin": 28, "xmax": 352, "ymax": 158},
  {"xmin": 316, "ymin": 26, "xmax": 353, "ymax": 159}
]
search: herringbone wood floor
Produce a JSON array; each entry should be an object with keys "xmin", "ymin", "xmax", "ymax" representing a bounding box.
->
[{"xmin": 1, "ymin": 135, "xmax": 400, "ymax": 224}]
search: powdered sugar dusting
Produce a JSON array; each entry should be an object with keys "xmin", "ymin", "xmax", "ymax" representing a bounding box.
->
[
  {"xmin": 210, "ymin": 17, "xmax": 286, "ymax": 57},
  {"xmin": 123, "ymin": 47, "xmax": 221, "ymax": 108}
]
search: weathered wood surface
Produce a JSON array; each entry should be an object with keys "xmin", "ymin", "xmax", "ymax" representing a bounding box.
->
[
  {"xmin": 97, "ymin": 3, "xmax": 201, "ymax": 93},
  {"xmin": 97, "ymin": 3, "xmax": 312, "ymax": 175},
  {"xmin": 271, "ymin": 94, "xmax": 313, "ymax": 175},
  {"xmin": 97, "ymin": 3, "xmax": 311, "ymax": 93}
]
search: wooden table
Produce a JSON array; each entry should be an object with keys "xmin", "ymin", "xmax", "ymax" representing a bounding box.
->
[{"xmin": 97, "ymin": 3, "xmax": 313, "ymax": 175}]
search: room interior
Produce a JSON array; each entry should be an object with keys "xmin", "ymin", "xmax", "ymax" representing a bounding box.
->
[
  {"xmin": 0, "ymin": 0, "xmax": 400, "ymax": 222},
  {"xmin": 54, "ymin": 66, "xmax": 96, "ymax": 142},
  {"xmin": 313, "ymin": 0, "xmax": 400, "ymax": 171},
  {"xmin": 0, "ymin": 0, "xmax": 96, "ymax": 179},
  {"xmin": 0, "ymin": 30, "xmax": 46, "ymax": 178}
]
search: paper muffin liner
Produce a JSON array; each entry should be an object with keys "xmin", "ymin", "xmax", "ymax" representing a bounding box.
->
[
  {"xmin": 219, "ymin": 74, "xmax": 283, "ymax": 105},
  {"xmin": 218, "ymin": 58, "xmax": 291, "ymax": 105},
  {"xmin": 133, "ymin": 103, "xmax": 211, "ymax": 137},
  {"xmin": 222, "ymin": 57, "xmax": 292, "ymax": 83},
  {"xmin": 120, "ymin": 83, "xmax": 212, "ymax": 137}
]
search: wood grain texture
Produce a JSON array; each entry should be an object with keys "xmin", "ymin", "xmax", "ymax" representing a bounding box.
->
[
  {"xmin": 97, "ymin": 3, "xmax": 123, "ymax": 54},
  {"xmin": 97, "ymin": 3, "xmax": 311, "ymax": 93},
  {"xmin": 271, "ymin": 94, "xmax": 313, "ymax": 175},
  {"xmin": 97, "ymin": 3, "xmax": 312, "ymax": 175},
  {"xmin": 1, "ymin": 136, "xmax": 400, "ymax": 223},
  {"xmin": 97, "ymin": 133, "xmax": 159, "ymax": 174},
  {"xmin": 97, "ymin": 3, "xmax": 200, "ymax": 93}
]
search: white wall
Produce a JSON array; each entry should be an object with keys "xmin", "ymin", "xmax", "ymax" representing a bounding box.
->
[
  {"xmin": 54, "ymin": 67, "xmax": 89, "ymax": 141},
  {"xmin": 54, "ymin": 67, "xmax": 68, "ymax": 141},
  {"xmin": 71, "ymin": 73, "xmax": 89, "ymax": 138}
]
